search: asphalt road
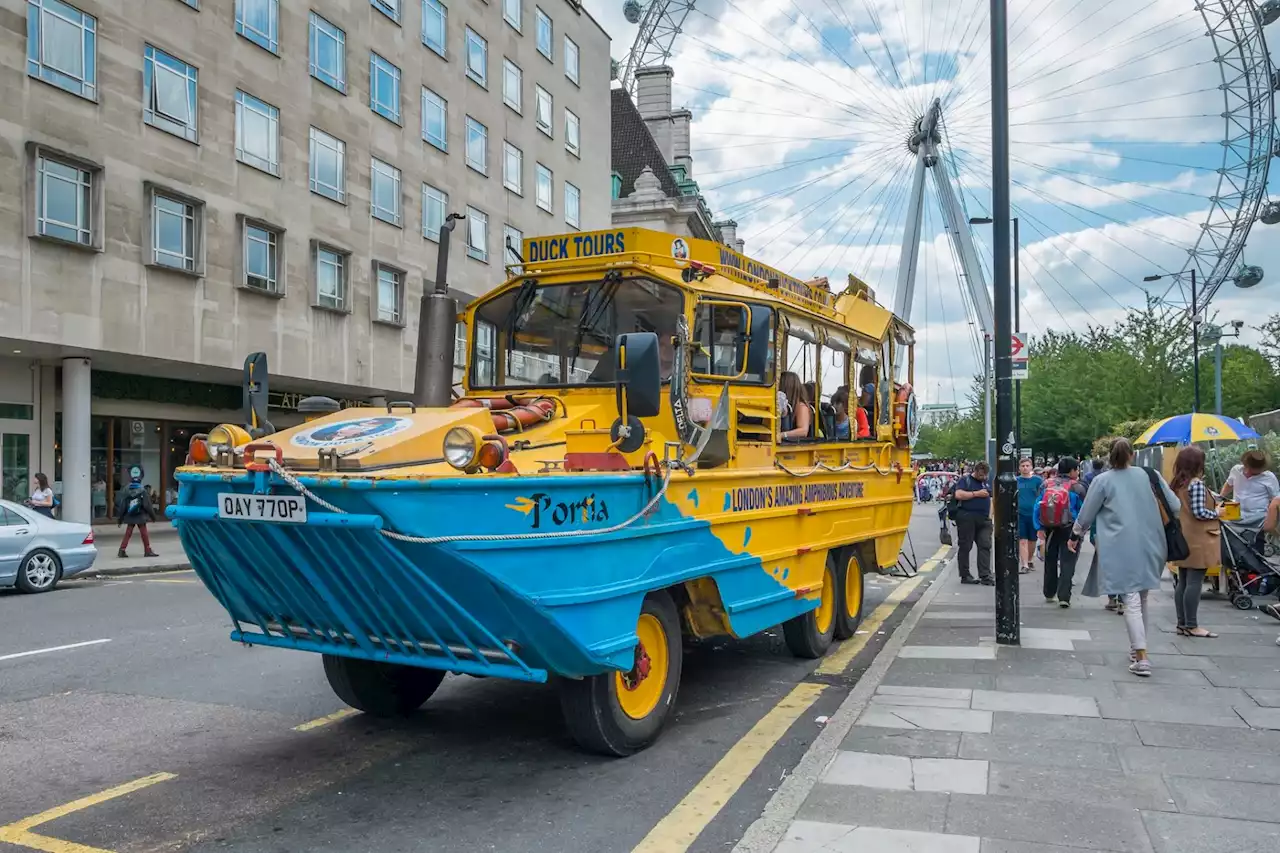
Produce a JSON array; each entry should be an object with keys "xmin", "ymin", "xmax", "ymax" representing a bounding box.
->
[{"xmin": 0, "ymin": 505, "xmax": 946, "ymax": 853}]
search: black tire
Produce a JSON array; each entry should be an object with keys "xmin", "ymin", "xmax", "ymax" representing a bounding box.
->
[
  {"xmin": 1233, "ymin": 594, "xmax": 1254, "ymax": 611},
  {"xmin": 15, "ymin": 549, "xmax": 61, "ymax": 594},
  {"xmin": 783, "ymin": 559, "xmax": 837, "ymax": 658},
  {"xmin": 833, "ymin": 549, "xmax": 867, "ymax": 641},
  {"xmin": 321, "ymin": 655, "xmax": 446, "ymax": 717},
  {"xmin": 558, "ymin": 591, "xmax": 682, "ymax": 757}
]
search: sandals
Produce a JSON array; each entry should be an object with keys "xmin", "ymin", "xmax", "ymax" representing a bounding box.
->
[{"xmin": 1176, "ymin": 626, "xmax": 1219, "ymax": 638}]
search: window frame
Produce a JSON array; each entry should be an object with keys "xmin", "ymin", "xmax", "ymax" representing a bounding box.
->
[
  {"xmin": 145, "ymin": 182, "xmax": 203, "ymax": 275},
  {"xmin": 421, "ymin": 0, "xmax": 447, "ymax": 57},
  {"xmin": 234, "ymin": 90, "xmax": 280, "ymax": 176},
  {"xmin": 373, "ymin": 261, "xmax": 407, "ymax": 326},
  {"xmin": 26, "ymin": 0, "xmax": 99, "ymax": 101},
  {"xmin": 27, "ymin": 143, "xmax": 101, "ymax": 251},
  {"xmin": 502, "ymin": 140, "xmax": 522, "ymax": 195},
  {"xmin": 235, "ymin": 0, "xmax": 279, "ymax": 54},
  {"xmin": 238, "ymin": 215, "xmax": 285, "ymax": 296},
  {"xmin": 693, "ymin": 301, "xmax": 776, "ymax": 387},
  {"xmin": 564, "ymin": 181, "xmax": 580, "ymax": 229},
  {"xmin": 309, "ymin": 12, "xmax": 347, "ymax": 93},
  {"xmin": 421, "ymin": 87, "xmax": 448, "ymax": 151},
  {"xmin": 535, "ymin": 7, "xmax": 552, "ymax": 60},
  {"xmin": 143, "ymin": 44, "xmax": 199, "ymax": 143},
  {"xmin": 422, "ymin": 183, "xmax": 448, "ymax": 242},
  {"xmin": 371, "ymin": 0, "xmax": 400, "ymax": 23},
  {"xmin": 464, "ymin": 27, "xmax": 487, "ymax": 88},
  {"xmin": 565, "ymin": 108, "xmax": 580, "ymax": 157},
  {"xmin": 465, "ymin": 206, "xmax": 489, "ymax": 262},
  {"xmin": 534, "ymin": 85, "xmax": 552, "ymax": 136},
  {"xmin": 502, "ymin": 58, "xmax": 521, "ymax": 113},
  {"xmin": 503, "ymin": 0, "xmax": 521, "ymax": 31},
  {"xmin": 370, "ymin": 157, "xmax": 403, "ymax": 227},
  {"xmin": 308, "ymin": 126, "xmax": 346, "ymax": 203},
  {"xmin": 564, "ymin": 35, "xmax": 579, "ymax": 85},
  {"xmin": 465, "ymin": 116, "xmax": 488, "ymax": 175},
  {"xmin": 535, "ymin": 162, "xmax": 553, "ymax": 213},
  {"xmin": 369, "ymin": 52, "xmax": 402, "ymax": 124},
  {"xmin": 313, "ymin": 241, "xmax": 351, "ymax": 313}
]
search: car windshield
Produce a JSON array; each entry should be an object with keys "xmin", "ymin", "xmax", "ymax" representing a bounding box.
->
[{"xmin": 470, "ymin": 278, "xmax": 682, "ymax": 388}]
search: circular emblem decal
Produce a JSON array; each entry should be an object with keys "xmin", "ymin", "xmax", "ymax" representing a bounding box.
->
[
  {"xmin": 291, "ymin": 416, "xmax": 414, "ymax": 448},
  {"xmin": 671, "ymin": 237, "xmax": 689, "ymax": 260},
  {"xmin": 1203, "ymin": 425, "xmax": 1221, "ymax": 437}
]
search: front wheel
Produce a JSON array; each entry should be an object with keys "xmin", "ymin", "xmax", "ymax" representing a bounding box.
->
[
  {"xmin": 322, "ymin": 655, "xmax": 446, "ymax": 717},
  {"xmin": 833, "ymin": 549, "xmax": 866, "ymax": 641},
  {"xmin": 783, "ymin": 558, "xmax": 837, "ymax": 658},
  {"xmin": 16, "ymin": 549, "xmax": 61, "ymax": 594},
  {"xmin": 558, "ymin": 591, "xmax": 683, "ymax": 756}
]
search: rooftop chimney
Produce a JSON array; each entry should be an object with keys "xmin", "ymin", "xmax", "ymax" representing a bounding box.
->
[
  {"xmin": 635, "ymin": 66, "xmax": 675, "ymax": 163},
  {"xmin": 671, "ymin": 109, "xmax": 692, "ymax": 177}
]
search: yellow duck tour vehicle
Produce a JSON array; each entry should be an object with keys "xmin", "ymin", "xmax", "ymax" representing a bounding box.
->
[{"xmin": 171, "ymin": 225, "xmax": 920, "ymax": 756}]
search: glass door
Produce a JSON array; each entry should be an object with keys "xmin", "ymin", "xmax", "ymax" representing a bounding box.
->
[{"xmin": 0, "ymin": 430, "xmax": 31, "ymax": 503}]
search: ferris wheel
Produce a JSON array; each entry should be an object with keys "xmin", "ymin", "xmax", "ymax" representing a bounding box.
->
[{"xmin": 619, "ymin": 0, "xmax": 1279, "ymax": 401}]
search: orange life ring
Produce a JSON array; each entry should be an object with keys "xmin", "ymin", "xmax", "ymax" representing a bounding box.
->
[{"xmin": 893, "ymin": 383, "xmax": 912, "ymax": 435}]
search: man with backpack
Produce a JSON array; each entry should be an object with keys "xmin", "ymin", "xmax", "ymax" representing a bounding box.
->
[
  {"xmin": 115, "ymin": 464, "xmax": 160, "ymax": 559},
  {"xmin": 1035, "ymin": 457, "xmax": 1087, "ymax": 607},
  {"xmin": 952, "ymin": 461, "xmax": 994, "ymax": 586}
]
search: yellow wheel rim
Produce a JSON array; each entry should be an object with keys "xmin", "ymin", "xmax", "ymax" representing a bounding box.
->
[
  {"xmin": 815, "ymin": 565, "xmax": 835, "ymax": 635},
  {"xmin": 845, "ymin": 556, "xmax": 863, "ymax": 621},
  {"xmin": 615, "ymin": 613, "xmax": 668, "ymax": 720}
]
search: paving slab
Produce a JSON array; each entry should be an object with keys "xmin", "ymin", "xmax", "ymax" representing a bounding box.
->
[
  {"xmin": 1233, "ymin": 705, "xmax": 1280, "ymax": 730},
  {"xmin": 986, "ymin": 762, "xmax": 1175, "ymax": 812},
  {"xmin": 970, "ymin": 690, "xmax": 1099, "ymax": 717},
  {"xmin": 1084, "ymin": 664, "xmax": 1212, "ymax": 685},
  {"xmin": 774, "ymin": 819, "xmax": 853, "ymax": 853},
  {"xmin": 1171, "ymin": 638, "xmax": 1280, "ymax": 657},
  {"xmin": 878, "ymin": 686, "xmax": 974, "ymax": 701},
  {"xmin": 882, "ymin": 670, "xmax": 998, "ymax": 691},
  {"xmin": 1245, "ymin": 688, "xmax": 1280, "ymax": 707},
  {"xmin": 885, "ymin": 658, "xmax": 982, "ymax": 677},
  {"xmin": 944, "ymin": 793, "xmax": 1152, "ymax": 853},
  {"xmin": 1203, "ymin": 655, "xmax": 1280, "ymax": 671},
  {"xmin": 1096, "ymin": 698, "xmax": 1247, "ymax": 727},
  {"xmin": 1017, "ymin": 635, "xmax": 1076, "ymax": 651},
  {"xmin": 1119, "ymin": 745, "xmax": 1280, "ymax": 784},
  {"xmin": 822, "ymin": 751, "xmax": 913, "ymax": 790},
  {"xmin": 980, "ymin": 841, "xmax": 1102, "ymax": 853},
  {"xmin": 1112, "ymin": 682, "xmax": 1255, "ymax": 708},
  {"xmin": 973, "ymin": 659, "xmax": 1088, "ymax": 678},
  {"xmin": 797, "ymin": 785, "xmax": 950, "ymax": 834},
  {"xmin": 1142, "ymin": 810, "xmax": 1280, "ymax": 853},
  {"xmin": 992, "ymin": 648, "xmax": 1108, "ymax": 665},
  {"xmin": 958, "ymin": 733, "xmax": 1121, "ymax": 771},
  {"xmin": 1164, "ymin": 776, "xmax": 1280, "ymax": 824},
  {"xmin": 857, "ymin": 705, "xmax": 993, "ymax": 734},
  {"xmin": 913, "ymin": 757, "xmax": 989, "ymax": 795},
  {"xmin": 910, "ymin": 627, "xmax": 1001, "ymax": 646},
  {"xmin": 901, "ymin": 646, "xmax": 998, "ymax": 660},
  {"xmin": 990, "ymin": 712, "xmax": 1140, "ymax": 745},
  {"xmin": 840, "ymin": 727, "xmax": 962, "ymax": 759},
  {"xmin": 924, "ymin": 611, "xmax": 993, "ymax": 621},
  {"xmin": 871, "ymin": 694, "xmax": 973, "ymax": 710},
  {"xmin": 1202, "ymin": 668, "xmax": 1280, "ymax": 689},
  {"xmin": 994, "ymin": 676, "xmax": 1119, "ymax": 700},
  {"xmin": 821, "ymin": 827, "xmax": 981, "ymax": 853},
  {"xmin": 1102, "ymin": 653, "xmax": 1218, "ymax": 671},
  {"xmin": 1021, "ymin": 628, "xmax": 1093, "ymax": 641},
  {"xmin": 1134, "ymin": 721, "xmax": 1280, "ymax": 752}
]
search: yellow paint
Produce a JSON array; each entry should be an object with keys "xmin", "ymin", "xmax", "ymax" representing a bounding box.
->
[
  {"xmin": 631, "ymin": 683, "xmax": 826, "ymax": 853},
  {"xmin": 814, "ymin": 564, "xmax": 835, "ymax": 635},
  {"xmin": 0, "ymin": 772, "xmax": 176, "ymax": 853},
  {"xmin": 843, "ymin": 556, "xmax": 863, "ymax": 620},
  {"xmin": 616, "ymin": 613, "xmax": 669, "ymax": 720},
  {"xmin": 292, "ymin": 708, "xmax": 360, "ymax": 732}
]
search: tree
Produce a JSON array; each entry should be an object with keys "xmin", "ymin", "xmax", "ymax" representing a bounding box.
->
[{"xmin": 1217, "ymin": 344, "xmax": 1280, "ymax": 419}]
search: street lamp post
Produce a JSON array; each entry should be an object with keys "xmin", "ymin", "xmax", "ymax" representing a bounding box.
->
[
  {"xmin": 1203, "ymin": 321, "xmax": 1244, "ymax": 415},
  {"xmin": 1144, "ymin": 268, "xmax": 1200, "ymax": 413},
  {"xmin": 970, "ymin": 215, "xmax": 1021, "ymax": 455}
]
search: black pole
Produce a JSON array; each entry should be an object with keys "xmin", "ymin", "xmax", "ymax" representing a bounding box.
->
[
  {"xmin": 1191, "ymin": 267, "xmax": 1200, "ymax": 413},
  {"xmin": 990, "ymin": 0, "xmax": 1019, "ymax": 645},
  {"xmin": 1013, "ymin": 217, "xmax": 1021, "ymax": 455}
]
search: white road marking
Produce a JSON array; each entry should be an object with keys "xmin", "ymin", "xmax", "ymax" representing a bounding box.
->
[{"xmin": 0, "ymin": 638, "xmax": 112, "ymax": 662}]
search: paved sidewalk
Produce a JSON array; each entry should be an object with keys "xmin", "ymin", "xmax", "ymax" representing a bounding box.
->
[
  {"xmin": 757, "ymin": 549, "xmax": 1280, "ymax": 853},
  {"xmin": 88, "ymin": 523, "xmax": 190, "ymax": 575}
]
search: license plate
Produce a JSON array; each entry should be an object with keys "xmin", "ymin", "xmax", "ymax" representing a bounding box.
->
[{"xmin": 217, "ymin": 493, "xmax": 308, "ymax": 524}]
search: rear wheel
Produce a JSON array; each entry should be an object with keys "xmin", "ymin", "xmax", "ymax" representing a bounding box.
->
[
  {"xmin": 783, "ymin": 559, "xmax": 837, "ymax": 658},
  {"xmin": 16, "ymin": 549, "xmax": 61, "ymax": 594},
  {"xmin": 558, "ymin": 591, "xmax": 682, "ymax": 756},
  {"xmin": 833, "ymin": 549, "xmax": 866, "ymax": 641},
  {"xmin": 321, "ymin": 655, "xmax": 446, "ymax": 717}
]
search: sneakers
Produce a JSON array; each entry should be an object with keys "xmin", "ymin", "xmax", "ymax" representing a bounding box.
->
[
  {"xmin": 144, "ymin": 551, "xmax": 160, "ymax": 558},
  {"xmin": 1128, "ymin": 659, "xmax": 1152, "ymax": 677},
  {"xmin": 1045, "ymin": 597, "xmax": 1056, "ymax": 604},
  {"xmin": 1059, "ymin": 600, "xmax": 1071, "ymax": 609},
  {"xmin": 117, "ymin": 549, "xmax": 128, "ymax": 559},
  {"xmin": 960, "ymin": 576, "xmax": 980, "ymax": 585}
]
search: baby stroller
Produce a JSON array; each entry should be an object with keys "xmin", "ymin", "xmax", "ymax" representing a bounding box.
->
[{"xmin": 1219, "ymin": 522, "xmax": 1280, "ymax": 610}]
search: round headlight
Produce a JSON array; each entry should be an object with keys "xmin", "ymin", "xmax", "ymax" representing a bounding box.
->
[
  {"xmin": 208, "ymin": 423, "xmax": 251, "ymax": 450},
  {"xmin": 443, "ymin": 426, "xmax": 482, "ymax": 470}
]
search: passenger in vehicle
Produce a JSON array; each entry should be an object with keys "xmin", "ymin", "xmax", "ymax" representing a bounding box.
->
[
  {"xmin": 831, "ymin": 387, "xmax": 851, "ymax": 440},
  {"xmin": 858, "ymin": 365, "xmax": 877, "ymax": 424},
  {"xmin": 778, "ymin": 371, "xmax": 813, "ymax": 440}
]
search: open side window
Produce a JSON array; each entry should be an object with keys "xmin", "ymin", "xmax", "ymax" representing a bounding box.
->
[{"xmin": 691, "ymin": 300, "xmax": 773, "ymax": 383}]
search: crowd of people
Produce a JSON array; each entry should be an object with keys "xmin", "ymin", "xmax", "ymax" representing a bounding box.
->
[{"xmin": 934, "ymin": 443, "xmax": 1280, "ymax": 676}]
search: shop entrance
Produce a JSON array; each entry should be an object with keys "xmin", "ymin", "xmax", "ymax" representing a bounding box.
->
[{"xmin": 0, "ymin": 403, "xmax": 36, "ymax": 504}]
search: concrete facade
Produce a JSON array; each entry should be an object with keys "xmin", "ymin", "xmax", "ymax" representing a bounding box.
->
[{"xmin": 0, "ymin": 0, "xmax": 611, "ymax": 519}]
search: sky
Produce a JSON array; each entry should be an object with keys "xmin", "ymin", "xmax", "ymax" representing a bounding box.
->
[{"xmin": 581, "ymin": 0, "xmax": 1280, "ymax": 407}]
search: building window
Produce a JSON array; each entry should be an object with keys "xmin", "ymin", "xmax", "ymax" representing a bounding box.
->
[
  {"xmin": 234, "ymin": 90, "xmax": 279, "ymax": 175},
  {"xmin": 26, "ymin": 0, "xmax": 98, "ymax": 100},
  {"xmin": 535, "ymin": 163, "xmax": 552, "ymax": 213},
  {"xmin": 315, "ymin": 245, "xmax": 347, "ymax": 310},
  {"xmin": 564, "ymin": 181, "xmax": 580, "ymax": 229},
  {"xmin": 422, "ymin": 87, "xmax": 447, "ymax": 151},
  {"xmin": 242, "ymin": 220, "xmax": 281, "ymax": 294},
  {"xmin": 370, "ymin": 53, "xmax": 401, "ymax": 123},
  {"xmin": 503, "ymin": 0, "xmax": 520, "ymax": 31},
  {"xmin": 235, "ymin": 0, "xmax": 278, "ymax": 54},
  {"xmin": 565, "ymin": 108, "xmax": 580, "ymax": 157},
  {"xmin": 309, "ymin": 12, "xmax": 346, "ymax": 92},
  {"xmin": 143, "ymin": 46, "xmax": 198, "ymax": 143},
  {"xmin": 465, "ymin": 27, "xmax": 487, "ymax": 87},
  {"xmin": 503, "ymin": 141, "xmax": 522, "ymax": 195},
  {"xmin": 422, "ymin": 0, "xmax": 446, "ymax": 57},
  {"xmin": 371, "ymin": 0, "xmax": 399, "ymax": 22},
  {"xmin": 466, "ymin": 207, "xmax": 488, "ymax": 262},
  {"xmin": 35, "ymin": 153, "xmax": 93, "ymax": 245},
  {"xmin": 535, "ymin": 85, "xmax": 552, "ymax": 136},
  {"xmin": 176, "ymin": 0, "xmax": 198, "ymax": 7},
  {"xmin": 375, "ymin": 263, "xmax": 403, "ymax": 324},
  {"xmin": 150, "ymin": 190, "xmax": 199, "ymax": 272},
  {"xmin": 535, "ymin": 7, "xmax": 552, "ymax": 60},
  {"xmin": 564, "ymin": 35, "xmax": 579, "ymax": 84},
  {"xmin": 465, "ymin": 117, "xmax": 487, "ymax": 175},
  {"xmin": 308, "ymin": 127, "xmax": 345, "ymax": 202},
  {"xmin": 502, "ymin": 58, "xmax": 521, "ymax": 113},
  {"xmin": 371, "ymin": 158, "xmax": 402, "ymax": 226},
  {"xmin": 503, "ymin": 224, "xmax": 523, "ymax": 269},
  {"xmin": 422, "ymin": 183, "xmax": 447, "ymax": 241}
]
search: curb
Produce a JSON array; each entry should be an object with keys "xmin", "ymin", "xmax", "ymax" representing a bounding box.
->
[
  {"xmin": 732, "ymin": 552, "xmax": 956, "ymax": 853},
  {"xmin": 89, "ymin": 562, "xmax": 192, "ymax": 578}
]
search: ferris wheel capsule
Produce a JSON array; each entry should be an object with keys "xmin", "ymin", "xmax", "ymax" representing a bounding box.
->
[
  {"xmin": 623, "ymin": 0, "xmax": 643, "ymax": 24},
  {"xmin": 1260, "ymin": 1, "xmax": 1280, "ymax": 26},
  {"xmin": 1234, "ymin": 265, "xmax": 1264, "ymax": 288},
  {"xmin": 1260, "ymin": 201, "xmax": 1280, "ymax": 225}
]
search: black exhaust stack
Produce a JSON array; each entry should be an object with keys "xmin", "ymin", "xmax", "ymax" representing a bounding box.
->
[{"xmin": 414, "ymin": 213, "xmax": 464, "ymax": 407}]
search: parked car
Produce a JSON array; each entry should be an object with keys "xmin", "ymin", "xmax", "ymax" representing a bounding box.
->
[{"xmin": 0, "ymin": 499, "xmax": 97, "ymax": 593}]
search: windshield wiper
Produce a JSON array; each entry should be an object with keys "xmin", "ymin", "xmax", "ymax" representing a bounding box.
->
[
  {"xmin": 505, "ymin": 277, "xmax": 539, "ymax": 340},
  {"xmin": 568, "ymin": 271, "xmax": 622, "ymax": 377}
]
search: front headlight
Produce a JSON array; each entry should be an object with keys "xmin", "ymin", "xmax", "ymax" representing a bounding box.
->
[
  {"xmin": 208, "ymin": 423, "xmax": 252, "ymax": 450},
  {"xmin": 443, "ymin": 426, "xmax": 483, "ymax": 471}
]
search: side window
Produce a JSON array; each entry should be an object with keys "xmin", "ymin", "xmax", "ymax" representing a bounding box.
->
[{"xmin": 691, "ymin": 302, "xmax": 773, "ymax": 382}]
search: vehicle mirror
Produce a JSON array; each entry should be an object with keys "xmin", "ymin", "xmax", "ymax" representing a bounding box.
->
[
  {"xmin": 745, "ymin": 306, "xmax": 772, "ymax": 377},
  {"xmin": 615, "ymin": 332, "xmax": 662, "ymax": 418}
]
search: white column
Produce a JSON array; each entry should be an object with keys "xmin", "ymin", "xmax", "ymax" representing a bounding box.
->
[{"xmin": 61, "ymin": 357, "xmax": 92, "ymax": 524}]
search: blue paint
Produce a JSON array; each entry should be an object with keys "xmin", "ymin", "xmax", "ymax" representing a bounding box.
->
[
  {"xmin": 722, "ymin": 491, "xmax": 732, "ymax": 512},
  {"xmin": 688, "ymin": 489, "xmax": 699, "ymax": 508},
  {"xmin": 782, "ymin": 567, "xmax": 790, "ymax": 580},
  {"xmin": 743, "ymin": 527, "xmax": 752, "ymax": 547}
]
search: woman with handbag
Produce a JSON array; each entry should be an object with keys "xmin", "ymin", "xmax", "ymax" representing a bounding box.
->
[
  {"xmin": 1169, "ymin": 446, "xmax": 1220, "ymax": 639},
  {"xmin": 1070, "ymin": 438, "xmax": 1182, "ymax": 677}
]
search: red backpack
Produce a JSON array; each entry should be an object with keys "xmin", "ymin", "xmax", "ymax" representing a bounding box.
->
[{"xmin": 1039, "ymin": 477, "xmax": 1073, "ymax": 528}]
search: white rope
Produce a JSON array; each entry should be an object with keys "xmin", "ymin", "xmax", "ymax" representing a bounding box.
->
[
  {"xmin": 267, "ymin": 458, "xmax": 673, "ymax": 545},
  {"xmin": 774, "ymin": 459, "xmax": 897, "ymax": 478}
]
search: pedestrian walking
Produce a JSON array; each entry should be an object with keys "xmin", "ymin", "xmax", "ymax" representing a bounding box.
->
[
  {"xmin": 1035, "ymin": 457, "xmax": 1086, "ymax": 607},
  {"xmin": 115, "ymin": 465, "xmax": 159, "ymax": 559},
  {"xmin": 1169, "ymin": 446, "xmax": 1219, "ymax": 639},
  {"xmin": 1071, "ymin": 438, "xmax": 1180, "ymax": 677},
  {"xmin": 1016, "ymin": 458, "xmax": 1043, "ymax": 574},
  {"xmin": 1083, "ymin": 458, "xmax": 1105, "ymax": 489},
  {"xmin": 953, "ymin": 460, "xmax": 994, "ymax": 586},
  {"xmin": 26, "ymin": 473, "xmax": 55, "ymax": 518}
]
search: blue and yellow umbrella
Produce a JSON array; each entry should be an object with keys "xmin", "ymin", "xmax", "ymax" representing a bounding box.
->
[{"xmin": 1135, "ymin": 413, "xmax": 1260, "ymax": 446}]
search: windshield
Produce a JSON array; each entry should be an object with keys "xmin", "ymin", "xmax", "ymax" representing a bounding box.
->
[{"xmin": 470, "ymin": 278, "xmax": 683, "ymax": 388}]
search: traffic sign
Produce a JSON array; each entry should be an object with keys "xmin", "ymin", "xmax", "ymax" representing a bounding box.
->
[{"xmin": 1011, "ymin": 332, "xmax": 1029, "ymax": 380}]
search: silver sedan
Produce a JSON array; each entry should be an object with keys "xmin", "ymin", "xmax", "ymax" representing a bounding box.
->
[{"xmin": 0, "ymin": 499, "xmax": 98, "ymax": 593}]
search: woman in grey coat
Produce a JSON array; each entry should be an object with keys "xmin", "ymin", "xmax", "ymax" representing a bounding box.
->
[{"xmin": 1070, "ymin": 438, "xmax": 1180, "ymax": 677}]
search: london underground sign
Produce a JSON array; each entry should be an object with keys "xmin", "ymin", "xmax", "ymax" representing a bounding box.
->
[{"xmin": 1012, "ymin": 332, "xmax": 1029, "ymax": 380}]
